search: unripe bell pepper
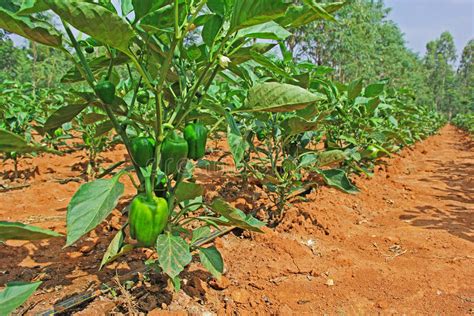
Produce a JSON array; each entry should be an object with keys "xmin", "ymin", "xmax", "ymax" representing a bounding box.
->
[
  {"xmin": 95, "ymin": 80, "xmax": 116, "ymax": 104},
  {"xmin": 129, "ymin": 194, "xmax": 169, "ymax": 247},
  {"xmin": 131, "ymin": 137, "xmax": 155, "ymax": 167},
  {"xmin": 160, "ymin": 130, "xmax": 188, "ymax": 175},
  {"xmin": 85, "ymin": 46, "xmax": 94, "ymax": 54},
  {"xmin": 137, "ymin": 90, "xmax": 149, "ymax": 104},
  {"xmin": 184, "ymin": 123, "xmax": 208, "ymax": 160},
  {"xmin": 256, "ymin": 130, "xmax": 266, "ymax": 141}
]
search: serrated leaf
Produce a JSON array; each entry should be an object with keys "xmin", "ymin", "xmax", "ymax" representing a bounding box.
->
[
  {"xmin": 156, "ymin": 233, "xmax": 192, "ymax": 279},
  {"xmin": 66, "ymin": 173, "xmax": 124, "ymax": 247},
  {"xmin": 0, "ymin": 222, "xmax": 62, "ymax": 241},
  {"xmin": 0, "ymin": 282, "xmax": 42, "ymax": 315},
  {"xmin": 199, "ymin": 246, "xmax": 223, "ymax": 279}
]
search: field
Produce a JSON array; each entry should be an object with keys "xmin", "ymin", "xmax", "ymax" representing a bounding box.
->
[
  {"xmin": 1, "ymin": 0, "xmax": 473, "ymax": 314},
  {"xmin": 1, "ymin": 125, "xmax": 472, "ymax": 314}
]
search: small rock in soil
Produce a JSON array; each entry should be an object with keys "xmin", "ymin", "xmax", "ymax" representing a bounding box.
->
[
  {"xmin": 231, "ymin": 289, "xmax": 250, "ymax": 304},
  {"xmin": 208, "ymin": 276, "xmax": 230, "ymax": 290}
]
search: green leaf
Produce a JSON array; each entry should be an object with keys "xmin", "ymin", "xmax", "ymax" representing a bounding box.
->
[
  {"xmin": 0, "ymin": 222, "xmax": 62, "ymax": 241},
  {"xmin": 281, "ymin": 117, "xmax": 321, "ymax": 135},
  {"xmin": 120, "ymin": 0, "xmax": 133, "ymax": 16},
  {"xmin": 302, "ymin": 0, "xmax": 336, "ymax": 22},
  {"xmin": 229, "ymin": 43, "xmax": 276, "ymax": 65},
  {"xmin": 44, "ymin": 103, "xmax": 88, "ymax": 132},
  {"xmin": 207, "ymin": 0, "xmax": 227, "ymax": 16},
  {"xmin": 66, "ymin": 173, "xmax": 124, "ymax": 247},
  {"xmin": 0, "ymin": 0, "xmax": 20, "ymax": 12},
  {"xmin": 132, "ymin": 0, "xmax": 152, "ymax": 20},
  {"xmin": 277, "ymin": 2, "xmax": 345, "ymax": 28},
  {"xmin": 202, "ymin": 14, "xmax": 223, "ymax": 47},
  {"xmin": 230, "ymin": 0, "xmax": 288, "ymax": 32},
  {"xmin": 208, "ymin": 198, "xmax": 265, "ymax": 232},
  {"xmin": 364, "ymin": 82, "xmax": 385, "ymax": 97},
  {"xmin": 0, "ymin": 282, "xmax": 42, "ymax": 315},
  {"xmin": 316, "ymin": 150, "xmax": 346, "ymax": 167},
  {"xmin": 44, "ymin": 0, "xmax": 135, "ymax": 53},
  {"xmin": 175, "ymin": 182, "xmax": 204, "ymax": 203},
  {"xmin": 249, "ymin": 50, "xmax": 294, "ymax": 81},
  {"xmin": 191, "ymin": 226, "xmax": 211, "ymax": 245},
  {"xmin": 171, "ymin": 276, "xmax": 181, "ymax": 292},
  {"xmin": 199, "ymin": 246, "xmax": 224, "ymax": 279},
  {"xmin": 348, "ymin": 79, "xmax": 363, "ymax": 100},
  {"xmin": 17, "ymin": 0, "xmax": 48, "ymax": 15},
  {"xmin": 319, "ymin": 169, "xmax": 359, "ymax": 194},
  {"xmin": 0, "ymin": 8, "xmax": 62, "ymax": 47},
  {"xmin": 0, "ymin": 129, "xmax": 36, "ymax": 154},
  {"xmin": 100, "ymin": 229, "xmax": 134, "ymax": 269},
  {"xmin": 140, "ymin": 4, "xmax": 185, "ymax": 34},
  {"xmin": 156, "ymin": 233, "xmax": 192, "ymax": 279},
  {"xmin": 224, "ymin": 112, "xmax": 248, "ymax": 166},
  {"xmin": 82, "ymin": 112, "xmax": 108, "ymax": 125},
  {"xmin": 61, "ymin": 53, "xmax": 130, "ymax": 83},
  {"xmin": 236, "ymin": 21, "xmax": 291, "ymax": 40},
  {"xmin": 94, "ymin": 120, "xmax": 114, "ymax": 138},
  {"xmin": 241, "ymin": 83, "xmax": 326, "ymax": 112}
]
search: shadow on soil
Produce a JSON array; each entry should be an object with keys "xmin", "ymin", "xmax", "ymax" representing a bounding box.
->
[{"xmin": 400, "ymin": 136, "xmax": 474, "ymax": 243}]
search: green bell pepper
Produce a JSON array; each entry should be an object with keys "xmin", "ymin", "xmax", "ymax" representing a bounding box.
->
[
  {"xmin": 160, "ymin": 130, "xmax": 188, "ymax": 175},
  {"xmin": 131, "ymin": 137, "xmax": 155, "ymax": 168},
  {"xmin": 184, "ymin": 122, "xmax": 208, "ymax": 160},
  {"xmin": 95, "ymin": 80, "xmax": 115, "ymax": 104}
]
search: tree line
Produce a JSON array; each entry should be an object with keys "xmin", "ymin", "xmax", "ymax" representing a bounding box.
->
[{"xmin": 1, "ymin": 0, "xmax": 472, "ymax": 117}]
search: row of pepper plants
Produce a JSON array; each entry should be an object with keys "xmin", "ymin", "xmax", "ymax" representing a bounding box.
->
[
  {"xmin": 0, "ymin": 0, "xmax": 444, "ymax": 313},
  {"xmin": 452, "ymin": 113, "xmax": 474, "ymax": 134}
]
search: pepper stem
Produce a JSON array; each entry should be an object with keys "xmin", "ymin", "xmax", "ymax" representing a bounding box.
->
[{"xmin": 140, "ymin": 167, "xmax": 154, "ymax": 201}]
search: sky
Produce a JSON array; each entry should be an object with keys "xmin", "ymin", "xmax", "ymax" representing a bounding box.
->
[
  {"xmin": 9, "ymin": 0, "xmax": 474, "ymax": 59},
  {"xmin": 384, "ymin": 0, "xmax": 474, "ymax": 58}
]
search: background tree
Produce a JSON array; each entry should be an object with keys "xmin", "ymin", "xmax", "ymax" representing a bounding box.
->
[
  {"xmin": 424, "ymin": 31, "xmax": 458, "ymax": 116},
  {"xmin": 456, "ymin": 39, "xmax": 474, "ymax": 113},
  {"xmin": 287, "ymin": 0, "xmax": 432, "ymax": 103}
]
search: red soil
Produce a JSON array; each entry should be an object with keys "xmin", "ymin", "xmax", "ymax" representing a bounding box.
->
[{"xmin": 0, "ymin": 125, "xmax": 473, "ymax": 314}]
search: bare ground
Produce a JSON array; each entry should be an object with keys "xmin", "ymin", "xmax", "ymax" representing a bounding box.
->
[{"xmin": 0, "ymin": 125, "xmax": 473, "ymax": 315}]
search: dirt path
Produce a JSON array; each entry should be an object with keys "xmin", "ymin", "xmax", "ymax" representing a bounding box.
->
[{"xmin": 0, "ymin": 125, "xmax": 473, "ymax": 314}]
